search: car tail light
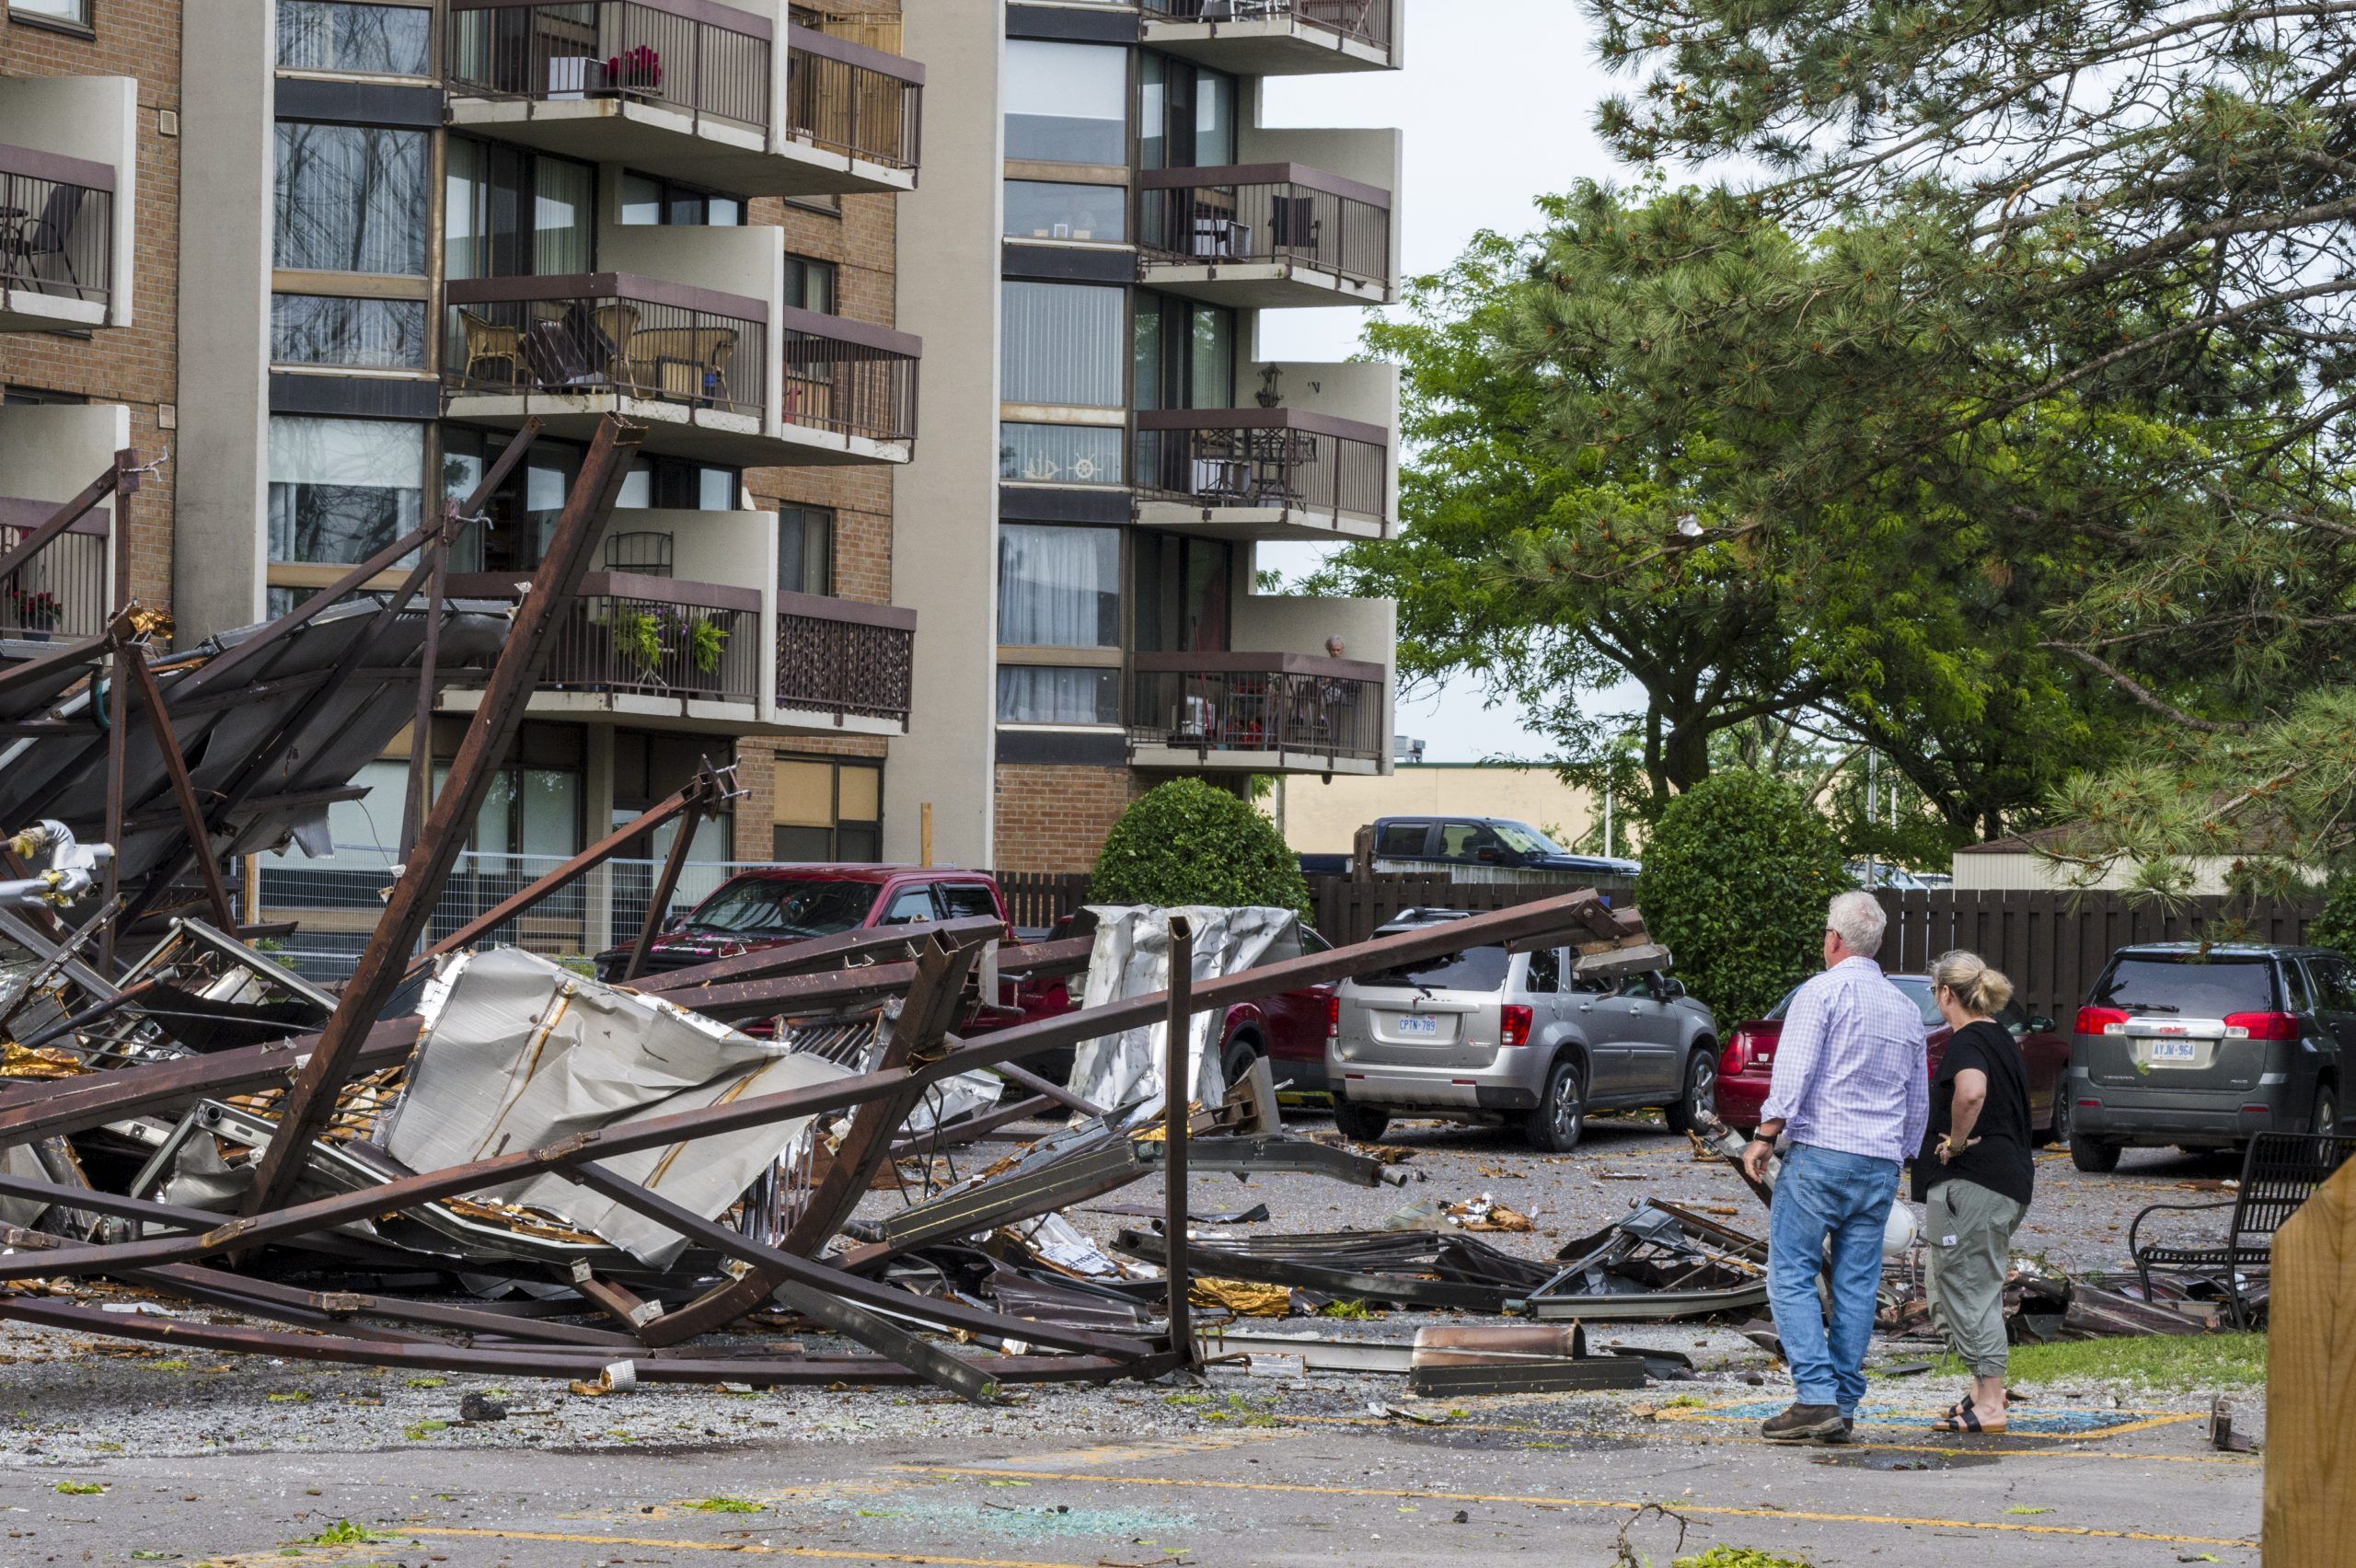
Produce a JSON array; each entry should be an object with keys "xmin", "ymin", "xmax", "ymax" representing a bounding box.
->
[
  {"xmin": 1325, "ymin": 994, "xmax": 1341, "ymax": 1041},
  {"xmin": 1719, "ymin": 1037, "xmax": 1747, "ymax": 1074},
  {"xmin": 2224, "ymin": 1011, "xmax": 2300, "ymax": 1041},
  {"xmin": 2075, "ymin": 1006, "xmax": 2130, "ymax": 1036},
  {"xmin": 1500, "ymin": 1004, "xmax": 1533, "ymax": 1048}
]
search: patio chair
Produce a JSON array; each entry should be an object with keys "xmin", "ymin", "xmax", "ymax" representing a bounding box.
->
[
  {"xmin": 6, "ymin": 183, "xmax": 89, "ymax": 298},
  {"xmin": 593, "ymin": 302, "xmax": 642, "ymax": 391},
  {"xmin": 2128, "ymin": 1130, "xmax": 2356, "ymax": 1328},
  {"xmin": 456, "ymin": 308, "xmax": 525, "ymax": 387},
  {"xmin": 628, "ymin": 323, "xmax": 739, "ymax": 407}
]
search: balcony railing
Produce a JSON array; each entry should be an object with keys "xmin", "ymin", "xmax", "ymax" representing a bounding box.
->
[
  {"xmin": 785, "ymin": 21, "xmax": 924, "ymax": 174},
  {"xmin": 780, "ymin": 306, "xmax": 921, "ymax": 445},
  {"xmin": 448, "ymin": 570, "xmax": 761, "ymax": 705},
  {"xmin": 1134, "ymin": 409, "xmax": 1389, "ymax": 524},
  {"xmin": 0, "ymin": 144, "xmax": 116, "ymax": 311},
  {"xmin": 776, "ymin": 590, "xmax": 915, "ymax": 728},
  {"xmin": 0, "ymin": 499, "xmax": 109, "ymax": 641},
  {"xmin": 1129, "ymin": 651, "xmax": 1387, "ymax": 766},
  {"xmin": 447, "ymin": 0, "xmax": 773, "ymax": 133},
  {"xmin": 1141, "ymin": 0, "xmax": 1394, "ymax": 54},
  {"xmin": 1138, "ymin": 164, "xmax": 1390, "ymax": 289},
  {"xmin": 445, "ymin": 272, "xmax": 769, "ymax": 420}
]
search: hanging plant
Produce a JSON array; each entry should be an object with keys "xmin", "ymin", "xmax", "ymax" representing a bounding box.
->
[
  {"xmin": 686, "ymin": 615, "xmax": 728, "ymax": 674},
  {"xmin": 611, "ymin": 606, "xmax": 664, "ymax": 674}
]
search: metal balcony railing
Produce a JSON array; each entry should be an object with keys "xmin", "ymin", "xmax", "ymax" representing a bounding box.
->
[
  {"xmin": 1141, "ymin": 0, "xmax": 1395, "ymax": 54},
  {"xmin": 447, "ymin": 570, "xmax": 760, "ymax": 705},
  {"xmin": 0, "ymin": 500, "xmax": 109, "ymax": 642},
  {"xmin": 785, "ymin": 21, "xmax": 924, "ymax": 174},
  {"xmin": 1134, "ymin": 409, "xmax": 1390, "ymax": 525},
  {"xmin": 780, "ymin": 306, "xmax": 921, "ymax": 445},
  {"xmin": 445, "ymin": 272, "xmax": 769, "ymax": 420},
  {"xmin": 1129, "ymin": 651, "xmax": 1387, "ymax": 766},
  {"xmin": 775, "ymin": 590, "xmax": 915, "ymax": 727},
  {"xmin": 1138, "ymin": 164, "xmax": 1391, "ymax": 290},
  {"xmin": 447, "ymin": 0, "xmax": 773, "ymax": 133},
  {"xmin": 0, "ymin": 144, "xmax": 116, "ymax": 311}
]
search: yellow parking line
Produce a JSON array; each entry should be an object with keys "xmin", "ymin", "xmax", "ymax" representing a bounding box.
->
[
  {"xmin": 1653, "ymin": 1401, "xmax": 2200, "ymax": 1441},
  {"xmin": 894, "ymin": 1466, "xmax": 2256, "ymax": 1550},
  {"xmin": 1274, "ymin": 1412, "xmax": 2258, "ymax": 1463},
  {"xmin": 404, "ymin": 1528, "xmax": 1099, "ymax": 1568}
]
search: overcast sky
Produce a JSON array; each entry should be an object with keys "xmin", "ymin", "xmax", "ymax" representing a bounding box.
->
[{"xmin": 1254, "ymin": 2, "xmax": 1634, "ymax": 762}]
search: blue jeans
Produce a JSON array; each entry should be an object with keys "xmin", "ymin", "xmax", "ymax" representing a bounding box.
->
[{"xmin": 1767, "ymin": 1142, "xmax": 1899, "ymax": 1416}]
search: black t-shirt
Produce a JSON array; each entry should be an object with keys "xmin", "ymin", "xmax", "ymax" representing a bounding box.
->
[{"xmin": 1912, "ymin": 1018, "xmax": 2035, "ymax": 1206}]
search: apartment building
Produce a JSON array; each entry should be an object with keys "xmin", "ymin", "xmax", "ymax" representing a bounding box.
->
[
  {"xmin": 148, "ymin": 0, "xmax": 927, "ymax": 962},
  {"xmin": 0, "ymin": 2, "xmax": 166, "ymax": 627},
  {"xmin": 896, "ymin": 0, "xmax": 1403, "ymax": 873}
]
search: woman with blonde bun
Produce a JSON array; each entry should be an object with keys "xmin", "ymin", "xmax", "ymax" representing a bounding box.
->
[{"xmin": 1917, "ymin": 950, "xmax": 2033, "ymax": 1435}]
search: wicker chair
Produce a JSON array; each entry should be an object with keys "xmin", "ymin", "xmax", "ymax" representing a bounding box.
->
[
  {"xmin": 456, "ymin": 308, "xmax": 525, "ymax": 388},
  {"xmin": 592, "ymin": 302, "xmax": 642, "ymax": 392},
  {"xmin": 628, "ymin": 323, "xmax": 738, "ymax": 407}
]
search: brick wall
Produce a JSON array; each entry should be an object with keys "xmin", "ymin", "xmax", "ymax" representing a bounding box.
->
[
  {"xmin": 729, "ymin": 729, "xmax": 892, "ymax": 861},
  {"xmin": 0, "ymin": 4, "xmax": 182, "ymax": 611},
  {"xmin": 993, "ymin": 763, "xmax": 1148, "ymax": 873}
]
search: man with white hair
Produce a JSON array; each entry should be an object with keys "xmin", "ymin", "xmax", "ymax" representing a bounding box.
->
[{"xmin": 1740, "ymin": 889, "xmax": 1928, "ymax": 1443}]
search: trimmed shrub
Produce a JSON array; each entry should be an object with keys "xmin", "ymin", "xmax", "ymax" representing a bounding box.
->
[
  {"xmin": 1635, "ymin": 769, "xmax": 1850, "ymax": 1027},
  {"xmin": 2311, "ymin": 874, "xmax": 2356, "ymax": 956},
  {"xmin": 1091, "ymin": 778, "xmax": 1311, "ymax": 917}
]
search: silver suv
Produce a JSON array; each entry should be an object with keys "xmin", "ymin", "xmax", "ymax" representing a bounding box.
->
[{"xmin": 1327, "ymin": 909, "xmax": 1720, "ymax": 1151}]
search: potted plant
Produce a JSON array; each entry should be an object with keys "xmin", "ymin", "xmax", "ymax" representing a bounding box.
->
[
  {"xmin": 686, "ymin": 615, "xmax": 728, "ymax": 676},
  {"xmin": 610, "ymin": 605, "xmax": 664, "ymax": 674},
  {"xmin": 5, "ymin": 583, "xmax": 60, "ymax": 641},
  {"xmin": 599, "ymin": 44, "xmax": 662, "ymax": 97}
]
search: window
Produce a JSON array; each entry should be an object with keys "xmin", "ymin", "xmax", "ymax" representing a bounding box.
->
[
  {"xmin": 1363, "ymin": 947, "xmax": 1512, "ymax": 993},
  {"xmin": 618, "ymin": 170, "xmax": 745, "ymax": 226},
  {"xmin": 3, "ymin": 386, "xmax": 87, "ymax": 405},
  {"xmin": 997, "ymin": 665, "xmax": 1119, "ymax": 725},
  {"xmin": 276, "ymin": 2, "xmax": 433, "ymax": 76},
  {"xmin": 426, "ymin": 720, "xmax": 585, "ymax": 860},
  {"xmin": 267, "ymin": 416, "xmax": 424, "ymax": 565},
  {"xmin": 2092, "ymin": 955, "xmax": 2281, "ymax": 1017},
  {"xmin": 938, "ymin": 883, "xmax": 999, "ymax": 921},
  {"xmin": 445, "ymin": 139, "xmax": 594, "ymax": 280},
  {"xmin": 270, "ymin": 294, "xmax": 428, "ymax": 369},
  {"xmin": 1139, "ymin": 55, "xmax": 1237, "ymax": 169},
  {"xmin": 1438, "ymin": 822, "xmax": 1504, "ymax": 859},
  {"xmin": 1134, "ymin": 535, "xmax": 1231, "ymax": 653},
  {"xmin": 617, "ymin": 455, "xmax": 739, "ymax": 512},
  {"xmin": 1527, "ymin": 948, "xmax": 1562, "ymax": 993},
  {"xmin": 879, "ymin": 885, "xmax": 938, "ymax": 925},
  {"xmin": 274, "ymin": 122, "xmax": 430, "ymax": 275},
  {"xmin": 612, "ymin": 731, "xmax": 733, "ymax": 864},
  {"xmin": 999, "ymin": 525, "xmax": 1119, "ymax": 647},
  {"xmin": 9, "ymin": 0, "xmax": 90, "ymax": 28},
  {"xmin": 1134, "ymin": 293, "xmax": 1235, "ymax": 410},
  {"xmin": 2283, "ymin": 957, "xmax": 2313, "ymax": 1016},
  {"xmin": 783, "ymin": 255, "xmax": 837, "ymax": 315},
  {"xmin": 2312, "ymin": 958, "xmax": 2356, "ymax": 1014},
  {"xmin": 1001, "ymin": 282, "xmax": 1126, "ymax": 409},
  {"xmin": 441, "ymin": 427, "xmax": 578, "ymax": 572},
  {"xmin": 1375, "ymin": 822, "xmax": 1428, "ymax": 858},
  {"xmin": 1005, "ymin": 180, "xmax": 1126, "ymax": 244},
  {"xmin": 999, "ymin": 423, "xmax": 1124, "ymax": 486},
  {"xmin": 773, "ymin": 757, "xmax": 882, "ymax": 861},
  {"xmin": 777, "ymin": 504, "xmax": 834, "ymax": 595},
  {"xmin": 1006, "ymin": 40, "xmax": 1127, "ymax": 164}
]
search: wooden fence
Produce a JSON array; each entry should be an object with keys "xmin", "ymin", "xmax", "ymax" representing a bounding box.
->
[{"xmin": 990, "ymin": 872, "xmax": 2326, "ymax": 1022}]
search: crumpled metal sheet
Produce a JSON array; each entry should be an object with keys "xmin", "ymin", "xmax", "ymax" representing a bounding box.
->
[
  {"xmin": 1065, "ymin": 906, "xmax": 1301, "ymax": 1118},
  {"xmin": 383, "ymin": 949, "xmax": 853, "ymax": 1266}
]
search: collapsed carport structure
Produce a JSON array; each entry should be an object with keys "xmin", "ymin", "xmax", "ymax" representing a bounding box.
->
[{"xmin": 0, "ymin": 417, "xmax": 1665, "ymax": 1402}]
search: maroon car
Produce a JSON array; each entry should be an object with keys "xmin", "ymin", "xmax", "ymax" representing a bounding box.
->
[{"xmin": 1716, "ymin": 974, "xmax": 2070, "ymax": 1142}]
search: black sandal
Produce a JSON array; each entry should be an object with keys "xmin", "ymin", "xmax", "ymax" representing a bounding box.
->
[{"xmin": 1932, "ymin": 1407, "xmax": 1985, "ymax": 1434}]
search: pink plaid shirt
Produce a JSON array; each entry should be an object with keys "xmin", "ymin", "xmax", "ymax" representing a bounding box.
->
[{"xmin": 1759, "ymin": 956, "xmax": 1929, "ymax": 1163}]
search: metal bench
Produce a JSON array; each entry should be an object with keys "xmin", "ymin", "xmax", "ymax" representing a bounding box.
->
[{"xmin": 2129, "ymin": 1130, "xmax": 2356, "ymax": 1328}]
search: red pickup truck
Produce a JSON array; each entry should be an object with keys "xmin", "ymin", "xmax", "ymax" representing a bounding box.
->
[{"xmin": 603, "ymin": 866, "xmax": 1338, "ymax": 1092}]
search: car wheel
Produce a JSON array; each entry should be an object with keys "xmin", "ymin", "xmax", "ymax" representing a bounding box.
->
[
  {"xmin": 2315, "ymin": 1081, "xmax": 2341, "ymax": 1136},
  {"xmin": 1333, "ymin": 1102, "xmax": 1390, "ymax": 1144},
  {"xmin": 1219, "ymin": 1034, "xmax": 1260, "ymax": 1091},
  {"xmin": 2069, "ymin": 1131, "xmax": 2121, "ymax": 1173},
  {"xmin": 2043, "ymin": 1091, "xmax": 2072, "ymax": 1148},
  {"xmin": 1665, "ymin": 1047, "xmax": 1716, "ymax": 1134},
  {"xmin": 1525, "ymin": 1055, "xmax": 1587, "ymax": 1153}
]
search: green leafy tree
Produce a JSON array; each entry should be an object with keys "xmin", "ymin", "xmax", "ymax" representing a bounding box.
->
[
  {"xmin": 1636, "ymin": 770, "xmax": 1850, "ymax": 1025},
  {"xmin": 1090, "ymin": 779, "xmax": 1311, "ymax": 917}
]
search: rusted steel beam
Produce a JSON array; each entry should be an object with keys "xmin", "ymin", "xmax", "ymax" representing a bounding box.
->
[
  {"xmin": 98, "ymin": 453, "xmax": 133, "ymax": 969},
  {"xmin": 0, "ymin": 628, "xmax": 110, "ymax": 704},
  {"xmin": 887, "ymin": 1092, "xmax": 1054, "ymax": 1158},
  {"xmin": 0, "ymin": 447, "xmax": 128, "ymax": 587},
  {"xmin": 621, "ymin": 786, "xmax": 710, "ymax": 983},
  {"xmin": 121, "ymin": 649, "xmax": 237, "ymax": 935},
  {"xmin": 629, "ymin": 916, "xmax": 1011, "ymax": 996},
  {"xmin": 0, "ymin": 896, "xmax": 1612, "ymax": 1278},
  {"xmin": 398, "ymin": 521, "xmax": 451, "ymax": 859},
  {"xmin": 1163, "ymin": 915, "xmax": 1194, "ymax": 1366},
  {"xmin": 645, "ymin": 961, "xmax": 925, "ymax": 1023},
  {"xmin": 410, "ymin": 765, "xmax": 729, "ymax": 971},
  {"xmin": 241, "ymin": 418, "xmax": 641, "ymax": 1217}
]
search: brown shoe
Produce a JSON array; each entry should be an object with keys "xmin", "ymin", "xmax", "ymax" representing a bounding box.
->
[{"xmin": 1761, "ymin": 1402, "xmax": 1846, "ymax": 1443}]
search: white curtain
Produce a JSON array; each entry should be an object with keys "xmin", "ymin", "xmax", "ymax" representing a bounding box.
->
[{"xmin": 999, "ymin": 524, "xmax": 1119, "ymax": 646}]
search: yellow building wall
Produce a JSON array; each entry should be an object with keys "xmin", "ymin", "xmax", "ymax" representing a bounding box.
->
[{"xmin": 1270, "ymin": 765, "xmax": 1614, "ymax": 856}]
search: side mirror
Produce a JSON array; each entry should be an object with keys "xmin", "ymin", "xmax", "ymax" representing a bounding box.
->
[
  {"xmin": 1663, "ymin": 978, "xmax": 1686, "ymax": 999},
  {"xmin": 2028, "ymin": 1016, "xmax": 2056, "ymax": 1034}
]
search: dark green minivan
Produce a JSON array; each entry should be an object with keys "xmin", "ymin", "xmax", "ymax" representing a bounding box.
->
[{"xmin": 2067, "ymin": 943, "xmax": 2356, "ymax": 1171}]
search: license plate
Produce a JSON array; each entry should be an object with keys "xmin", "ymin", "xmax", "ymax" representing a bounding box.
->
[
  {"xmin": 2149, "ymin": 1039, "xmax": 2198, "ymax": 1064},
  {"xmin": 1393, "ymin": 1014, "xmax": 1438, "ymax": 1036}
]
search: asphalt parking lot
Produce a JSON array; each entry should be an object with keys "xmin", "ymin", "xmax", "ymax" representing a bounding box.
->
[{"xmin": 0, "ymin": 1111, "xmax": 2265, "ymax": 1567}]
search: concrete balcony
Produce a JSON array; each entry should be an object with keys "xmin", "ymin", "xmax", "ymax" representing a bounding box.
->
[
  {"xmin": 445, "ymin": 2, "xmax": 923, "ymax": 199},
  {"xmin": 1133, "ymin": 407, "xmax": 1392, "ymax": 541},
  {"xmin": 777, "ymin": 307, "xmax": 921, "ymax": 465},
  {"xmin": 1126, "ymin": 651, "xmax": 1387, "ymax": 776},
  {"xmin": 1138, "ymin": 164, "xmax": 1394, "ymax": 307},
  {"xmin": 0, "ymin": 76, "xmax": 136, "ymax": 332},
  {"xmin": 1140, "ymin": 0, "xmax": 1399, "ymax": 74},
  {"xmin": 0, "ymin": 403, "xmax": 125, "ymax": 648}
]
